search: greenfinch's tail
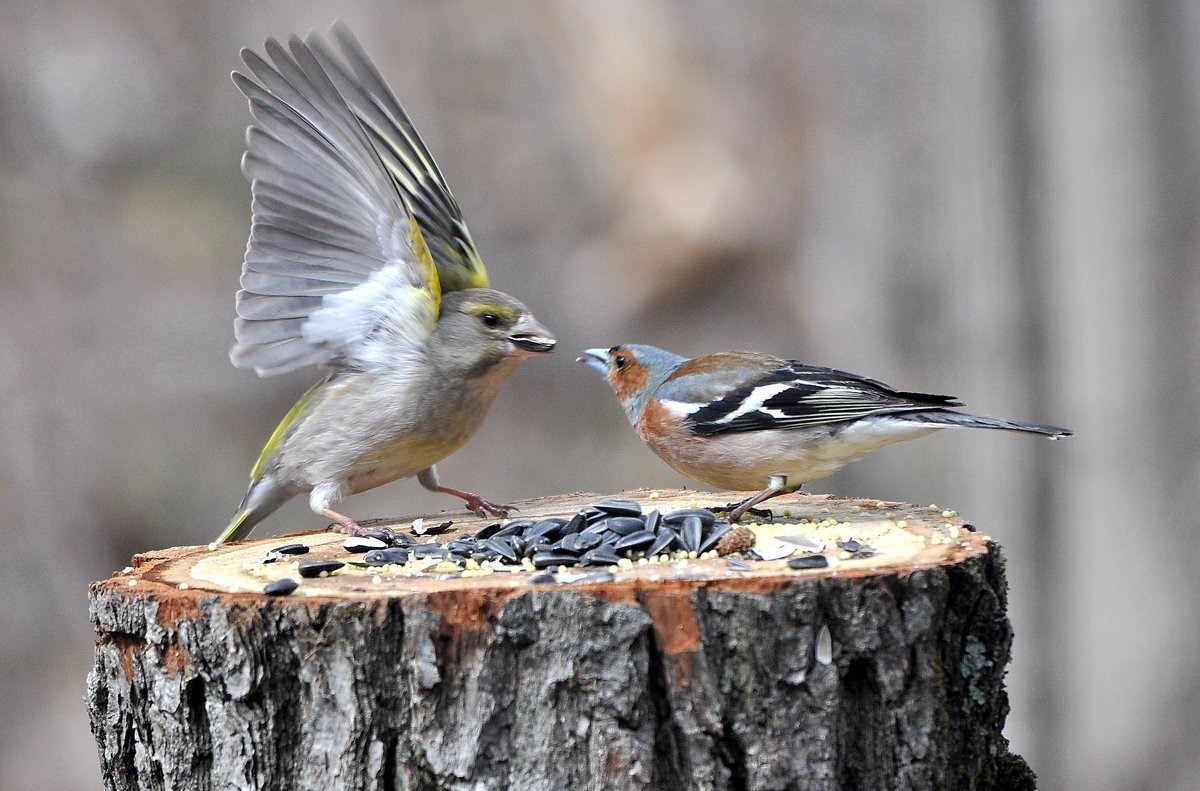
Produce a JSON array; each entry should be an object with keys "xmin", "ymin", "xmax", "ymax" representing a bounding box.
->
[{"xmin": 215, "ymin": 481, "xmax": 291, "ymax": 544}]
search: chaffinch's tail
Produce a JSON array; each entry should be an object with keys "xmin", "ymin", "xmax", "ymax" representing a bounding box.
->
[{"xmin": 901, "ymin": 410, "xmax": 1072, "ymax": 439}]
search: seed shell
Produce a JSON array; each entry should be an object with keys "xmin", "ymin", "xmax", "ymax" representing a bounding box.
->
[{"xmin": 264, "ymin": 578, "xmax": 299, "ymax": 596}]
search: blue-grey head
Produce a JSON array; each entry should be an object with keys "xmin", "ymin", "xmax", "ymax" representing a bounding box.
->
[{"xmin": 578, "ymin": 344, "xmax": 688, "ymax": 424}]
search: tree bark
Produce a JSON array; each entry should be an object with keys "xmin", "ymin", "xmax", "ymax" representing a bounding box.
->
[{"xmin": 87, "ymin": 490, "xmax": 1033, "ymax": 790}]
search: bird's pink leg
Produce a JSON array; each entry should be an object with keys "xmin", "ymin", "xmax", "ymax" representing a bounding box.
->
[
  {"xmin": 320, "ymin": 508, "xmax": 370, "ymax": 536},
  {"xmin": 416, "ymin": 466, "xmax": 516, "ymax": 517},
  {"xmin": 430, "ymin": 484, "xmax": 516, "ymax": 518}
]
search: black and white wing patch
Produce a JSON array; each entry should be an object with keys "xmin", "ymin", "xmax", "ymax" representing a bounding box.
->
[{"xmin": 683, "ymin": 363, "xmax": 962, "ymax": 436}]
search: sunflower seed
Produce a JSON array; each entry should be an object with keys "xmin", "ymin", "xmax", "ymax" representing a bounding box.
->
[
  {"xmin": 362, "ymin": 547, "xmax": 411, "ymax": 565},
  {"xmin": 681, "ymin": 516, "xmax": 704, "ymax": 552},
  {"xmin": 560, "ymin": 512, "xmax": 587, "ymax": 536},
  {"xmin": 614, "ymin": 530, "xmax": 656, "ymax": 553},
  {"xmin": 590, "ymin": 498, "xmax": 642, "ymax": 516},
  {"xmin": 557, "ymin": 533, "xmax": 596, "ymax": 553},
  {"xmin": 272, "ymin": 543, "xmax": 309, "ymax": 556},
  {"xmin": 343, "ymin": 536, "xmax": 388, "ymax": 553},
  {"xmin": 581, "ymin": 546, "xmax": 622, "ymax": 566},
  {"xmin": 482, "ymin": 538, "xmax": 519, "ymax": 563},
  {"xmin": 788, "ymin": 554, "xmax": 829, "ymax": 570},
  {"xmin": 838, "ymin": 539, "xmax": 863, "ymax": 553},
  {"xmin": 604, "ymin": 516, "xmax": 646, "ymax": 536},
  {"xmin": 643, "ymin": 509, "xmax": 662, "ymax": 533},
  {"xmin": 476, "ymin": 522, "xmax": 505, "ymax": 539},
  {"xmin": 528, "ymin": 518, "xmax": 566, "ymax": 540},
  {"xmin": 530, "ymin": 572, "xmax": 557, "ymax": 585},
  {"xmin": 410, "ymin": 544, "xmax": 448, "ymax": 559},
  {"xmin": 699, "ymin": 522, "xmax": 732, "ymax": 553},
  {"xmin": 647, "ymin": 529, "xmax": 676, "ymax": 557},
  {"xmin": 264, "ymin": 578, "xmax": 299, "ymax": 596},
  {"xmin": 298, "ymin": 559, "xmax": 344, "ymax": 578},
  {"xmin": 663, "ymin": 508, "xmax": 716, "ymax": 528},
  {"xmin": 533, "ymin": 551, "xmax": 579, "ymax": 569}
]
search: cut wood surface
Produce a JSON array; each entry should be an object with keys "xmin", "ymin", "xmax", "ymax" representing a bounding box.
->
[{"xmin": 87, "ymin": 490, "xmax": 1034, "ymax": 790}]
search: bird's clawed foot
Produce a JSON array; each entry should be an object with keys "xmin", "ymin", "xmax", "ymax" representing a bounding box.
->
[
  {"xmin": 717, "ymin": 502, "xmax": 775, "ymax": 522},
  {"xmin": 432, "ymin": 484, "xmax": 517, "ymax": 518},
  {"xmin": 321, "ymin": 508, "xmax": 373, "ymax": 536},
  {"xmin": 462, "ymin": 495, "xmax": 517, "ymax": 519}
]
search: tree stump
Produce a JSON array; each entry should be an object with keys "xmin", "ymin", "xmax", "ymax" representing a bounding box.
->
[{"xmin": 86, "ymin": 490, "xmax": 1033, "ymax": 790}]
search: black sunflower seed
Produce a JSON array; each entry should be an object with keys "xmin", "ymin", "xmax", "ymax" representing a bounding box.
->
[
  {"xmin": 590, "ymin": 498, "xmax": 642, "ymax": 516},
  {"xmin": 571, "ymin": 532, "xmax": 603, "ymax": 552},
  {"xmin": 699, "ymin": 522, "xmax": 732, "ymax": 554},
  {"xmin": 410, "ymin": 544, "xmax": 448, "ymax": 559},
  {"xmin": 560, "ymin": 512, "xmax": 588, "ymax": 536},
  {"xmin": 530, "ymin": 572, "xmax": 557, "ymax": 585},
  {"xmin": 362, "ymin": 547, "xmax": 411, "ymax": 565},
  {"xmin": 298, "ymin": 559, "xmax": 344, "ymax": 578},
  {"xmin": 482, "ymin": 538, "xmax": 519, "ymax": 563},
  {"xmin": 648, "ymin": 529, "xmax": 676, "ymax": 557},
  {"xmin": 522, "ymin": 535, "xmax": 551, "ymax": 557},
  {"xmin": 421, "ymin": 520, "xmax": 454, "ymax": 536},
  {"xmin": 838, "ymin": 539, "xmax": 862, "ymax": 553},
  {"xmin": 681, "ymin": 516, "xmax": 704, "ymax": 552},
  {"xmin": 614, "ymin": 529, "xmax": 656, "ymax": 553},
  {"xmin": 475, "ymin": 522, "xmax": 505, "ymax": 540},
  {"xmin": 581, "ymin": 546, "xmax": 622, "ymax": 566},
  {"xmin": 532, "ymin": 551, "xmax": 579, "ymax": 569},
  {"xmin": 604, "ymin": 516, "xmax": 646, "ymax": 536},
  {"xmin": 272, "ymin": 543, "xmax": 309, "ymax": 556},
  {"xmin": 788, "ymin": 554, "xmax": 829, "ymax": 570},
  {"xmin": 528, "ymin": 518, "xmax": 566, "ymax": 540},
  {"xmin": 343, "ymin": 536, "xmax": 388, "ymax": 553},
  {"xmin": 581, "ymin": 506, "xmax": 609, "ymax": 524},
  {"xmin": 581, "ymin": 520, "xmax": 611, "ymax": 536},
  {"xmin": 264, "ymin": 578, "xmax": 299, "ymax": 596},
  {"xmin": 663, "ymin": 509, "xmax": 717, "ymax": 528},
  {"xmin": 643, "ymin": 509, "xmax": 662, "ymax": 533}
]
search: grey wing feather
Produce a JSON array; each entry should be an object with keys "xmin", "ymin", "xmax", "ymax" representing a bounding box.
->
[
  {"xmin": 231, "ymin": 32, "xmax": 439, "ymax": 376},
  {"xmin": 303, "ymin": 24, "xmax": 489, "ymax": 291}
]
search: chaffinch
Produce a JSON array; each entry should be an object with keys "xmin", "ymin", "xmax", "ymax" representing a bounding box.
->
[
  {"xmin": 216, "ymin": 26, "xmax": 555, "ymax": 543},
  {"xmin": 579, "ymin": 344, "xmax": 1070, "ymax": 520}
]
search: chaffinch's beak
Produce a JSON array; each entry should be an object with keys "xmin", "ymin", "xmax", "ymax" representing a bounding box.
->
[
  {"xmin": 577, "ymin": 348, "xmax": 609, "ymax": 375},
  {"xmin": 508, "ymin": 315, "xmax": 556, "ymax": 356}
]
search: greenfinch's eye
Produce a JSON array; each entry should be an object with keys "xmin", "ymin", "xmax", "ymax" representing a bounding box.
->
[
  {"xmin": 480, "ymin": 312, "xmax": 501, "ymax": 328},
  {"xmin": 614, "ymin": 354, "xmax": 628, "ymax": 370}
]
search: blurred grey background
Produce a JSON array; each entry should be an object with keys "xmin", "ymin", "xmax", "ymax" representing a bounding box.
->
[{"xmin": 0, "ymin": 1, "xmax": 1196, "ymax": 789}]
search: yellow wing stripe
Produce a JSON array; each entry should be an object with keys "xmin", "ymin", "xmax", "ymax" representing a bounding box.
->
[{"xmin": 407, "ymin": 215, "xmax": 442, "ymax": 302}]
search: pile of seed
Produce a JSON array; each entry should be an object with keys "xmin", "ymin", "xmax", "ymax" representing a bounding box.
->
[
  {"xmin": 368, "ymin": 498, "xmax": 733, "ymax": 570},
  {"xmin": 258, "ymin": 499, "xmax": 754, "ymax": 595}
]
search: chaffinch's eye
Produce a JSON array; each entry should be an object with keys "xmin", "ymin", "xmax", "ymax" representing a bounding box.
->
[
  {"xmin": 480, "ymin": 312, "xmax": 501, "ymax": 328},
  {"xmin": 613, "ymin": 354, "xmax": 628, "ymax": 370}
]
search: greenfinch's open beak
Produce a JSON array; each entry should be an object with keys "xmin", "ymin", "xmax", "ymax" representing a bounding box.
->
[
  {"xmin": 577, "ymin": 348, "xmax": 608, "ymax": 375},
  {"xmin": 508, "ymin": 315, "xmax": 556, "ymax": 355}
]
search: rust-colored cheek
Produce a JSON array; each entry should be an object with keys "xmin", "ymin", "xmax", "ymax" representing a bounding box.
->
[{"xmin": 611, "ymin": 364, "xmax": 650, "ymax": 402}]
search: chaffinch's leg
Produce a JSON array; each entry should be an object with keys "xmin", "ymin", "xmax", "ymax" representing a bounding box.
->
[
  {"xmin": 418, "ymin": 466, "xmax": 516, "ymax": 518},
  {"xmin": 727, "ymin": 475, "xmax": 796, "ymax": 522}
]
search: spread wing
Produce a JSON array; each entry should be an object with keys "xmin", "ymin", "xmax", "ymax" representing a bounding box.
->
[
  {"xmin": 306, "ymin": 23, "xmax": 489, "ymax": 292},
  {"xmin": 662, "ymin": 356, "xmax": 964, "ymax": 436},
  {"xmin": 231, "ymin": 33, "xmax": 442, "ymax": 376}
]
